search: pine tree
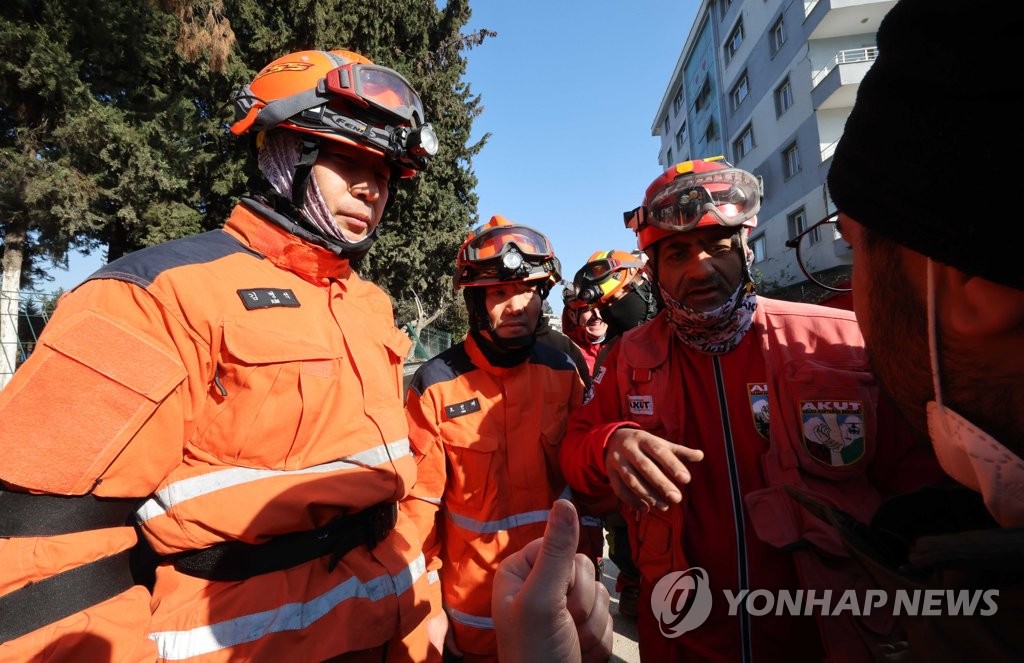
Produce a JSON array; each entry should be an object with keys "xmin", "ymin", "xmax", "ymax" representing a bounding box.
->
[{"xmin": 1, "ymin": 0, "xmax": 488, "ymax": 346}]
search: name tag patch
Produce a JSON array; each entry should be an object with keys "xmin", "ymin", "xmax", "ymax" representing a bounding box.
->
[
  {"xmin": 445, "ymin": 398, "xmax": 481, "ymax": 419},
  {"xmin": 627, "ymin": 394, "xmax": 654, "ymax": 416},
  {"xmin": 237, "ymin": 288, "xmax": 301, "ymax": 310}
]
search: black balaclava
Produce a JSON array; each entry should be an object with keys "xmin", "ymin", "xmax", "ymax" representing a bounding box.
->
[
  {"xmin": 464, "ymin": 281, "xmax": 551, "ymax": 367},
  {"xmin": 600, "ymin": 279, "xmax": 658, "ymax": 339}
]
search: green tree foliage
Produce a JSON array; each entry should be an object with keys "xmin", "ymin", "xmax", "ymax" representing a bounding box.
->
[{"xmin": 1, "ymin": 0, "xmax": 489, "ymax": 334}]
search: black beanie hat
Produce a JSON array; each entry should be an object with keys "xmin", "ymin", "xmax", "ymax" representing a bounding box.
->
[{"xmin": 827, "ymin": 0, "xmax": 1024, "ymax": 291}]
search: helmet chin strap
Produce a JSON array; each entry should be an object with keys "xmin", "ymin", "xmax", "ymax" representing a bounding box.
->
[
  {"xmin": 257, "ymin": 133, "xmax": 400, "ymax": 261},
  {"xmin": 463, "ymin": 287, "xmax": 538, "ymax": 363}
]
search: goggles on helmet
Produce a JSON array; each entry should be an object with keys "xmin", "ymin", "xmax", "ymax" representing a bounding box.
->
[
  {"xmin": 233, "ymin": 61, "xmax": 438, "ymax": 172},
  {"xmin": 624, "ymin": 168, "xmax": 762, "ymax": 233},
  {"xmin": 324, "ymin": 62, "xmax": 426, "ymax": 127},
  {"xmin": 463, "ymin": 224, "xmax": 554, "ymax": 265},
  {"xmin": 456, "ymin": 223, "xmax": 557, "ymax": 288}
]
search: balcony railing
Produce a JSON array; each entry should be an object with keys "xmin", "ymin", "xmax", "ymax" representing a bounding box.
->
[{"xmin": 812, "ymin": 46, "xmax": 879, "ymax": 86}]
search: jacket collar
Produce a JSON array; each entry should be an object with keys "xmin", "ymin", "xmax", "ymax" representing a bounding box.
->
[{"xmin": 224, "ymin": 200, "xmax": 352, "ymax": 285}]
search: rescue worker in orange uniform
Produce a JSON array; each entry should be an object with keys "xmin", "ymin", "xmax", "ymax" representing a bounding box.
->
[
  {"xmin": 0, "ymin": 49, "xmax": 444, "ymax": 662},
  {"xmin": 404, "ymin": 216, "xmax": 587, "ymax": 662},
  {"xmin": 559, "ymin": 157, "xmax": 947, "ymax": 663}
]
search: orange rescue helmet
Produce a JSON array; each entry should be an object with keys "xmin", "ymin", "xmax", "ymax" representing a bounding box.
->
[
  {"xmin": 231, "ymin": 49, "xmax": 437, "ymax": 177},
  {"xmin": 454, "ymin": 215, "xmax": 561, "ymax": 290},
  {"xmin": 572, "ymin": 249, "xmax": 647, "ymax": 306}
]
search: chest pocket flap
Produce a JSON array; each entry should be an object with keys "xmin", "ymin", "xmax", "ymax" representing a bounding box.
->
[{"xmin": 222, "ymin": 318, "xmax": 340, "ymax": 364}]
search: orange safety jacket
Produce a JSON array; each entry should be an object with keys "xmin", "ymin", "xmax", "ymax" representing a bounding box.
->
[
  {"xmin": 560, "ymin": 298, "xmax": 946, "ymax": 663},
  {"xmin": 0, "ymin": 200, "xmax": 440, "ymax": 662},
  {"xmin": 405, "ymin": 332, "xmax": 586, "ymax": 660}
]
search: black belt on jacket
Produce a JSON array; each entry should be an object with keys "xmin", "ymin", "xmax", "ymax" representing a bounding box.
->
[
  {"xmin": 0, "ymin": 490, "xmax": 140, "ymax": 536},
  {"xmin": 0, "ymin": 550, "xmax": 134, "ymax": 644},
  {"xmin": 0, "ymin": 490, "xmax": 142, "ymax": 643},
  {"xmin": 169, "ymin": 502, "xmax": 399, "ymax": 582}
]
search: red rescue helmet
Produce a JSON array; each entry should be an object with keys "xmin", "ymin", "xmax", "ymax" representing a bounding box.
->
[
  {"xmin": 230, "ymin": 49, "xmax": 437, "ymax": 177},
  {"xmin": 625, "ymin": 157, "xmax": 762, "ymax": 251}
]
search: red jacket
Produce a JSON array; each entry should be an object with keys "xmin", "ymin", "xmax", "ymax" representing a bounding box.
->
[
  {"xmin": 560, "ymin": 298, "xmax": 945, "ymax": 663},
  {"xmin": 0, "ymin": 201, "xmax": 439, "ymax": 662}
]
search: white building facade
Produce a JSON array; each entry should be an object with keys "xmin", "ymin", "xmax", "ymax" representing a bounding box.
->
[{"xmin": 652, "ymin": 0, "xmax": 894, "ymax": 297}]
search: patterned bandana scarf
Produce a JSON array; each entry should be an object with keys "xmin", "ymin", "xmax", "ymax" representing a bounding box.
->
[
  {"xmin": 258, "ymin": 132, "xmax": 344, "ymax": 241},
  {"xmin": 659, "ymin": 279, "xmax": 757, "ymax": 354}
]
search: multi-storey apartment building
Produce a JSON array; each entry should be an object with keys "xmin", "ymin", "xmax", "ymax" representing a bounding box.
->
[{"xmin": 653, "ymin": 0, "xmax": 893, "ymax": 298}]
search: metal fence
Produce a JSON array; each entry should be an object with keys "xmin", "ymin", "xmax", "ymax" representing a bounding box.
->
[
  {"xmin": 406, "ymin": 324, "xmax": 452, "ymax": 361},
  {"xmin": 0, "ymin": 289, "xmax": 59, "ymax": 388}
]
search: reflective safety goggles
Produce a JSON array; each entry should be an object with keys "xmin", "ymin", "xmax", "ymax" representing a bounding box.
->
[
  {"xmin": 324, "ymin": 62, "xmax": 426, "ymax": 127},
  {"xmin": 463, "ymin": 224, "xmax": 554, "ymax": 265},
  {"xmin": 625, "ymin": 168, "xmax": 762, "ymax": 233},
  {"xmin": 574, "ymin": 256, "xmax": 645, "ymax": 305},
  {"xmin": 575, "ymin": 256, "xmax": 644, "ymax": 286}
]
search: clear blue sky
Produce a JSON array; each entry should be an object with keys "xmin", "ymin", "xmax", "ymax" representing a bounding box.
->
[
  {"xmin": 47, "ymin": 0, "xmax": 702, "ymax": 312},
  {"xmin": 464, "ymin": 0, "xmax": 700, "ymax": 315}
]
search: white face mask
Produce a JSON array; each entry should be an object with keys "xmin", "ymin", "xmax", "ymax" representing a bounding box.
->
[{"xmin": 924, "ymin": 259, "xmax": 1024, "ymax": 527}]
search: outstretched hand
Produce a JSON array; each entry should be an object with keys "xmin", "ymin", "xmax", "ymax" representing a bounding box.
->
[
  {"xmin": 605, "ymin": 427, "xmax": 704, "ymax": 511},
  {"xmin": 492, "ymin": 499, "xmax": 613, "ymax": 663}
]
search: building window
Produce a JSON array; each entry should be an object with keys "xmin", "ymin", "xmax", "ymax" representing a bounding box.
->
[
  {"xmin": 787, "ymin": 208, "xmax": 807, "ymax": 241},
  {"xmin": 725, "ymin": 19, "xmax": 744, "ymax": 62},
  {"xmin": 704, "ymin": 119, "xmax": 718, "ymax": 144},
  {"xmin": 720, "ymin": 0, "xmax": 732, "ymax": 20},
  {"xmin": 770, "ymin": 16, "xmax": 786, "ymax": 54},
  {"xmin": 774, "ymin": 77, "xmax": 794, "ymax": 117},
  {"xmin": 663, "ymin": 116, "xmax": 669, "ymax": 135},
  {"xmin": 733, "ymin": 124, "xmax": 754, "ymax": 159},
  {"xmin": 750, "ymin": 234, "xmax": 766, "ymax": 263},
  {"xmin": 675, "ymin": 123, "xmax": 687, "ymax": 150},
  {"xmin": 782, "ymin": 141, "xmax": 801, "ymax": 179},
  {"xmin": 694, "ymin": 77, "xmax": 712, "ymax": 112},
  {"xmin": 730, "ymin": 72, "xmax": 749, "ymax": 110},
  {"xmin": 666, "ymin": 147, "xmax": 673, "ymax": 166},
  {"xmin": 672, "ymin": 86, "xmax": 684, "ymax": 115},
  {"xmin": 725, "ymin": 20, "xmax": 744, "ymax": 61}
]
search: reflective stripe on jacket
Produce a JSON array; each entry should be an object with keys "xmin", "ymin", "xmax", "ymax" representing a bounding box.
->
[
  {"xmin": 0, "ymin": 201, "xmax": 437, "ymax": 662},
  {"xmin": 406, "ymin": 333, "xmax": 585, "ymax": 659}
]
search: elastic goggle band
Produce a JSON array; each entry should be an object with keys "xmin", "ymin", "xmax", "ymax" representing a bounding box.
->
[{"xmin": 463, "ymin": 225, "xmax": 554, "ymax": 264}]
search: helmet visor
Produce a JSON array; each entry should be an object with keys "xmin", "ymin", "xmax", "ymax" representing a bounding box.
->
[
  {"xmin": 647, "ymin": 168, "xmax": 762, "ymax": 232},
  {"xmin": 325, "ymin": 63, "xmax": 425, "ymax": 127},
  {"xmin": 464, "ymin": 224, "xmax": 554, "ymax": 264}
]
